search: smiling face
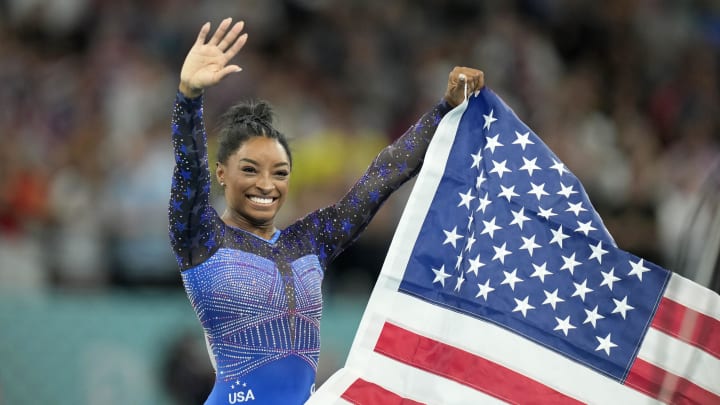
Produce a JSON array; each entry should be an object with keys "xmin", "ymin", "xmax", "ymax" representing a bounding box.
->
[{"xmin": 216, "ymin": 136, "xmax": 291, "ymax": 237}]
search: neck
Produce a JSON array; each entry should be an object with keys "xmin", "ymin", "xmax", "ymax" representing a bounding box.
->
[{"xmin": 221, "ymin": 211, "xmax": 277, "ymax": 240}]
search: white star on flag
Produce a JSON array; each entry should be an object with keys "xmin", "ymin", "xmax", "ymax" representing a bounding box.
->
[
  {"xmin": 454, "ymin": 272, "xmax": 466, "ymax": 292},
  {"xmin": 519, "ymin": 235, "xmax": 541, "ymax": 257},
  {"xmin": 475, "ymin": 171, "xmax": 487, "ymax": 190},
  {"xmin": 589, "ymin": 241, "xmax": 608, "ymax": 263},
  {"xmin": 560, "ymin": 253, "xmax": 581, "ymax": 275},
  {"xmin": 530, "ymin": 262, "xmax": 553, "ymax": 283},
  {"xmin": 583, "ymin": 305, "xmax": 605, "ymax": 328},
  {"xmin": 442, "ymin": 226, "xmax": 463, "ymax": 248},
  {"xmin": 466, "ymin": 254, "xmax": 484, "ymax": 276},
  {"xmin": 470, "ymin": 150, "xmax": 482, "ymax": 169},
  {"xmin": 509, "ymin": 207, "xmax": 531, "ymax": 230},
  {"xmin": 549, "ymin": 225, "xmax": 570, "ymax": 248},
  {"xmin": 628, "ymin": 259, "xmax": 651, "ymax": 281},
  {"xmin": 538, "ymin": 206, "xmax": 557, "ymax": 220},
  {"xmin": 519, "ymin": 157, "xmax": 541, "ymax": 176},
  {"xmin": 512, "ymin": 296, "xmax": 535, "ymax": 317},
  {"xmin": 485, "ymin": 134, "xmax": 503, "ymax": 153},
  {"xmin": 543, "ymin": 288, "xmax": 565, "ymax": 310},
  {"xmin": 566, "ymin": 201, "xmax": 587, "ymax": 216},
  {"xmin": 550, "ymin": 158, "xmax": 569, "ymax": 176},
  {"xmin": 483, "ymin": 109, "xmax": 497, "ymax": 130},
  {"xmin": 513, "ymin": 131, "xmax": 534, "ymax": 150},
  {"xmin": 480, "ymin": 217, "xmax": 502, "ymax": 239},
  {"xmin": 501, "ymin": 269, "xmax": 523, "ymax": 291},
  {"xmin": 476, "ymin": 192, "xmax": 492, "ymax": 212},
  {"xmin": 554, "ymin": 316, "xmax": 576, "ymax": 336},
  {"xmin": 528, "ymin": 182, "xmax": 550, "ymax": 200},
  {"xmin": 498, "ymin": 185, "xmax": 518, "ymax": 202},
  {"xmin": 492, "ymin": 242, "xmax": 512, "ymax": 264},
  {"xmin": 476, "ymin": 279, "xmax": 495, "ymax": 300},
  {"xmin": 599, "ymin": 268, "xmax": 621, "ymax": 291},
  {"xmin": 457, "ymin": 188, "xmax": 475, "ymax": 209},
  {"xmin": 575, "ymin": 220, "xmax": 597, "ymax": 236},
  {"xmin": 595, "ymin": 333, "xmax": 618, "ymax": 356},
  {"xmin": 612, "ymin": 296, "xmax": 635, "ymax": 319},
  {"xmin": 431, "ymin": 265, "xmax": 451, "ymax": 287},
  {"xmin": 489, "ymin": 159, "xmax": 511, "ymax": 178},
  {"xmin": 557, "ymin": 183, "xmax": 578, "ymax": 198},
  {"xmin": 571, "ymin": 279, "xmax": 594, "ymax": 302},
  {"xmin": 464, "ymin": 232, "xmax": 477, "ymax": 252}
]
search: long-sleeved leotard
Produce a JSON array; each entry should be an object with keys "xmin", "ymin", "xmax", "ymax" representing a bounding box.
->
[{"xmin": 168, "ymin": 92, "xmax": 451, "ymax": 405}]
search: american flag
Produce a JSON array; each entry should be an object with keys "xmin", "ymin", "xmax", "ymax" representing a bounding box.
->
[{"xmin": 308, "ymin": 88, "xmax": 720, "ymax": 404}]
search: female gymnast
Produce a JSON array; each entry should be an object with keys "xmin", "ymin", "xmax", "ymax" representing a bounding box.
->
[{"xmin": 168, "ymin": 17, "xmax": 483, "ymax": 404}]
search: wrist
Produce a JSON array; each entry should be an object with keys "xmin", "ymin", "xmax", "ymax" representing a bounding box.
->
[
  {"xmin": 179, "ymin": 82, "xmax": 203, "ymax": 98},
  {"xmin": 443, "ymin": 94, "xmax": 460, "ymax": 108}
]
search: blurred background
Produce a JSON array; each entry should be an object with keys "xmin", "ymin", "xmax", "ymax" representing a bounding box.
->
[{"xmin": 1, "ymin": 0, "xmax": 719, "ymax": 403}]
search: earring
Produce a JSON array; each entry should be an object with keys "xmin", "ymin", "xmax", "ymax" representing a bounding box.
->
[{"xmin": 220, "ymin": 181, "xmax": 225, "ymax": 187}]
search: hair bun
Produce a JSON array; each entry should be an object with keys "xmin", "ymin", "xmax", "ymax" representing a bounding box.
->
[
  {"xmin": 250, "ymin": 100, "xmax": 274, "ymax": 124},
  {"xmin": 224, "ymin": 99, "xmax": 274, "ymax": 127}
]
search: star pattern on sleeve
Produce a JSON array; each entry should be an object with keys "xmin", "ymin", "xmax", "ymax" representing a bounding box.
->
[{"xmin": 169, "ymin": 92, "xmax": 223, "ymax": 269}]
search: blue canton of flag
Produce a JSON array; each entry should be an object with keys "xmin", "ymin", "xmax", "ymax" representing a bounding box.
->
[{"xmin": 398, "ymin": 88, "xmax": 672, "ymax": 381}]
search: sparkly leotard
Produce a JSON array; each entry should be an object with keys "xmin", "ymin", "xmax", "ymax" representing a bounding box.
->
[{"xmin": 168, "ymin": 92, "xmax": 451, "ymax": 405}]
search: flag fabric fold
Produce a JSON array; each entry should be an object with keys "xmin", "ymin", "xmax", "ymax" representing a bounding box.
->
[{"xmin": 307, "ymin": 88, "xmax": 720, "ymax": 405}]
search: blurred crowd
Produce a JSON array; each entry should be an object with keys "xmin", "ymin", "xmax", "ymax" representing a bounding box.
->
[{"xmin": 0, "ymin": 0, "xmax": 718, "ymax": 292}]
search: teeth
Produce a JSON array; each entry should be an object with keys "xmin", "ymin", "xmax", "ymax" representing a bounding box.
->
[{"xmin": 249, "ymin": 196, "xmax": 274, "ymax": 204}]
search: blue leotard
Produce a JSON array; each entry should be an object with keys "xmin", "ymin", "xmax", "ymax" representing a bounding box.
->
[{"xmin": 168, "ymin": 92, "xmax": 450, "ymax": 404}]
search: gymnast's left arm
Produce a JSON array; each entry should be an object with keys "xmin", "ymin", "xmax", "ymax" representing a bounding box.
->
[{"xmin": 306, "ymin": 66, "xmax": 484, "ymax": 263}]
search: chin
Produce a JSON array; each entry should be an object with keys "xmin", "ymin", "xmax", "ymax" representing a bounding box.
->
[{"xmin": 247, "ymin": 212, "xmax": 277, "ymax": 226}]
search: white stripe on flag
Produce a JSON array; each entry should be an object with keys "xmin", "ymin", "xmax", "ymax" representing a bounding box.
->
[{"xmin": 664, "ymin": 274, "xmax": 720, "ymax": 320}]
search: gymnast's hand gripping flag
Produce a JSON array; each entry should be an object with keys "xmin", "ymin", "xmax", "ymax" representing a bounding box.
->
[{"xmin": 307, "ymin": 88, "xmax": 720, "ymax": 404}]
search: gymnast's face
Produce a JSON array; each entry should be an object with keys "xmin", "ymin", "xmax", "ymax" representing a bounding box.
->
[{"xmin": 217, "ymin": 136, "xmax": 290, "ymax": 235}]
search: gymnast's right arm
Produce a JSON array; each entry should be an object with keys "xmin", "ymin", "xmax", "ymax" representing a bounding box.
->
[{"xmin": 168, "ymin": 18, "xmax": 248, "ymax": 270}]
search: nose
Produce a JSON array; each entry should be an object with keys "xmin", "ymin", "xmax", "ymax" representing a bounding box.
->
[{"xmin": 255, "ymin": 173, "xmax": 274, "ymax": 193}]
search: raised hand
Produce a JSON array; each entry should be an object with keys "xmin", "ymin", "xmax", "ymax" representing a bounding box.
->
[
  {"xmin": 179, "ymin": 18, "xmax": 248, "ymax": 98},
  {"xmin": 444, "ymin": 66, "xmax": 484, "ymax": 107}
]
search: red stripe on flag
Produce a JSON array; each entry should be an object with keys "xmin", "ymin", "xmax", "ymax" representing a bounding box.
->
[
  {"xmin": 374, "ymin": 322, "xmax": 583, "ymax": 405},
  {"xmin": 652, "ymin": 297, "xmax": 720, "ymax": 358},
  {"xmin": 341, "ymin": 378, "xmax": 423, "ymax": 405},
  {"xmin": 627, "ymin": 358, "xmax": 720, "ymax": 404}
]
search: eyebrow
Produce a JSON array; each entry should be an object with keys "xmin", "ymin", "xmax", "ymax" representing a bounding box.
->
[{"xmin": 238, "ymin": 158, "xmax": 290, "ymax": 168}]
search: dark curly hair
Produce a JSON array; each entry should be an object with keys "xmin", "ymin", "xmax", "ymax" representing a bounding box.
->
[{"xmin": 216, "ymin": 99, "xmax": 292, "ymax": 167}]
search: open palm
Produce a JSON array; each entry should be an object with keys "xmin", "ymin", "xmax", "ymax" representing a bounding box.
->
[{"xmin": 180, "ymin": 18, "xmax": 248, "ymax": 97}]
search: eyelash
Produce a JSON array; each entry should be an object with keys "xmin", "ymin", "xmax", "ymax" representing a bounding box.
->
[{"xmin": 241, "ymin": 167, "xmax": 289, "ymax": 177}]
